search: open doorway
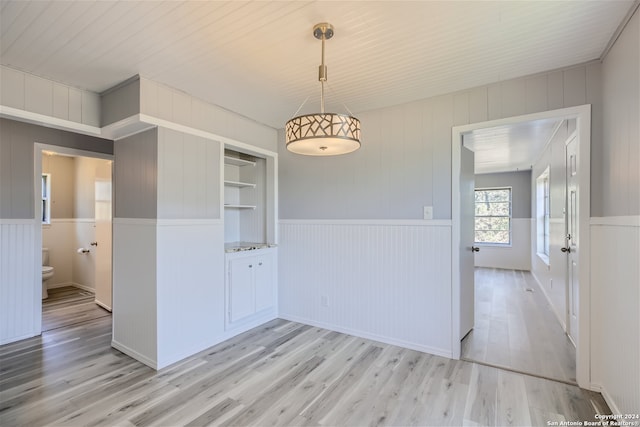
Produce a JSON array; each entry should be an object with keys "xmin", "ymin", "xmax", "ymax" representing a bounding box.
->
[
  {"xmin": 36, "ymin": 144, "xmax": 113, "ymax": 332},
  {"xmin": 451, "ymin": 105, "xmax": 592, "ymax": 389}
]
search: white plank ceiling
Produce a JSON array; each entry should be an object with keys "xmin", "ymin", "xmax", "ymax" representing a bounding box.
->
[
  {"xmin": 0, "ymin": 0, "xmax": 634, "ymax": 132},
  {"xmin": 463, "ymin": 118, "xmax": 561, "ymax": 174}
]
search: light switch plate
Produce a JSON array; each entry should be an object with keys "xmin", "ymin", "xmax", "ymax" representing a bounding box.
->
[{"xmin": 423, "ymin": 206, "xmax": 433, "ymax": 220}]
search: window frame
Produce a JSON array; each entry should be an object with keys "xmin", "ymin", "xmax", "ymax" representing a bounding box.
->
[
  {"xmin": 536, "ymin": 167, "xmax": 551, "ymax": 264},
  {"xmin": 42, "ymin": 173, "xmax": 51, "ymax": 225},
  {"xmin": 474, "ymin": 186, "xmax": 512, "ymax": 246}
]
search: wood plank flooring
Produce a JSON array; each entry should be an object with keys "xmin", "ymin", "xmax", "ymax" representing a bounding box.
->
[
  {"xmin": 42, "ymin": 286, "xmax": 111, "ymax": 332},
  {"xmin": 1, "ymin": 288, "xmax": 610, "ymax": 426},
  {"xmin": 461, "ymin": 268, "xmax": 577, "ymax": 384}
]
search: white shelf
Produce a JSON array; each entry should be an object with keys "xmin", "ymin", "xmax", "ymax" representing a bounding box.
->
[
  {"xmin": 224, "ymin": 156, "xmax": 256, "ymax": 167},
  {"xmin": 224, "ymin": 180, "xmax": 256, "ymax": 188},
  {"xmin": 224, "ymin": 204, "xmax": 257, "ymax": 209}
]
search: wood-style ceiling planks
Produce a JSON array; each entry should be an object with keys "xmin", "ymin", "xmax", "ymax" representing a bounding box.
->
[
  {"xmin": 0, "ymin": 0, "xmax": 634, "ymax": 130},
  {"xmin": 464, "ymin": 119, "xmax": 561, "ymax": 174}
]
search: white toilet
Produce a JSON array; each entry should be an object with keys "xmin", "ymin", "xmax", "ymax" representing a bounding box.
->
[{"xmin": 42, "ymin": 248, "xmax": 54, "ymax": 300}]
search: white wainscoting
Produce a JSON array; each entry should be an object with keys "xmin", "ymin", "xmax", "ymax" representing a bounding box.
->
[
  {"xmin": 474, "ymin": 218, "xmax": 532, "ymax": 271},
  {"xmin": 155, "ymin": 220, "xmax": 225, "ymax": 369},
  {"xmin": 278, "ymin": 220, "xmax": 453, "ymax": 358},
  {"xmin": 112, "ymin": 219, "xmax": 158, "ymax": 367},
  {"xmin": 112, "ymin": 218, "xmax": 230, "ymax": 370},
  {"xmin": 590, "ymin": 216, "xmax": 640, "ymax": 414},
  {"xmin": 0, "ymin": 219, "xmax": 39, "ymax": 345},
  {"xmin": 530, "ymin": 218, "xmax": 568, "ymax": 330}
]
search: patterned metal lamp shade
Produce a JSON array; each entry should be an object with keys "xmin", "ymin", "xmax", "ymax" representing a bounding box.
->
[
  {"xmin": 286, "ymin": 23, "xmax": 361, "ymax": 156},
  {"xmin": 285, "ymin": 113, "xmax": 361, "ymax": 156}
]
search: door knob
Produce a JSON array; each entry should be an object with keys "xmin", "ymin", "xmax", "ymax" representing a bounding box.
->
[
  {"xmin": 90, "ymin": 242, "xmax": 98, "ymax": 246},
  {"xmin": 561, "ymin": 247, "xmax": 571, "ymax": 253},
  {"xmin": 471, "ymin": 246, "xmax": 480, "ymax": 252}
]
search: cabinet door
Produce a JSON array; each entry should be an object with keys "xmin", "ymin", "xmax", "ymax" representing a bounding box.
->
[
  {"xmin": 254, "ymin": 254, "xmax": 274, "ymax": 313},
  {"xmin": 228, "ymin": 258, "xmax": 255, "ymax": 323}
]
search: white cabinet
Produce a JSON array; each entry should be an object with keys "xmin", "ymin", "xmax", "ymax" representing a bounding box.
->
[{"xmin": 226, "ymin": 249, "xmax": 276, "ymax": 328}]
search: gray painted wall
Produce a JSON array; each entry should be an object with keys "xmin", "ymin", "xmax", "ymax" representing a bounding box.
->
[
  {"xmin": 475, "ymin": 171, "xmax": 532, "ymax": 219},
  {"xmin": 114, "ymin": 128, "xmax": 158, "ymax": 219},
  {"xmin": 101, "ymin": 77, "xmax": 141, "ymax": 126},
  {"xmin": 0, "ymin": 118, "xmax": 112, "ymax": 219},
  {"xmin": 532, "ymin": 120, "xmax": 572, "ymax": 220},
  {"xmin": 279, "ymin": 62, "xmax": 601, "ymax": 220},
  {"xmin": 114, "ymin": 126, "xmax": 222, "ymax": 220},
  {"xmin": 599, "ymin": 7, "xmax": 639, "ymax": 217}
]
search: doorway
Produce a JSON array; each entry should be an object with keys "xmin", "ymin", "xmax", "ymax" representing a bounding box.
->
[
  {"xmin": 451, "ymin": 105, "xmax": 592, "ymax": 388},
  {"xmin": 35, "ymin": 144, "xmax": 113, "ymax": 332}
]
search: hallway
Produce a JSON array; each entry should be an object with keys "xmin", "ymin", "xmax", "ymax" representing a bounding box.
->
[{"xmin": 461, "ymin": 268, "xmax": 576, "ymax": 384}]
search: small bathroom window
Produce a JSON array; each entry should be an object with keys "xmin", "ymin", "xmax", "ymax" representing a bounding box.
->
[{"xmin": 42, "ymin": 173, "xmax": 51, "ymax": 224}]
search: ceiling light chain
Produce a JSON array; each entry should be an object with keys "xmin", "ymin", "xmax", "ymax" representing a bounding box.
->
[{"xmin": 285, "ymin": 22, "xmax": 361, "ymax": 156}]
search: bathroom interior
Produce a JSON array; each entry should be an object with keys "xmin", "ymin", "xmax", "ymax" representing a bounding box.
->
[{"xmin": 41, "ymin": 151, "xmax": 113, "ymax": 328}]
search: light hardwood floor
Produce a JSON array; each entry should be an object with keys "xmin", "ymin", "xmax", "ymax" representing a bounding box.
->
[
  {"xmin": 1, "ymin": 290, "xmax": 609, "ymax": 426},
  {"xmin": 461, "ymin": 268, "xmax": 576, "ymax": 384},
  {"xmin": 42, "ymin": 286, "xmax": 111, "ymax": 332}
]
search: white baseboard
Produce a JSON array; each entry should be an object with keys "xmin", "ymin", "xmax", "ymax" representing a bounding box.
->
[
  {"xmin": 591, "ymin": 383, "xmax": 622, "ymax": 415},
  {"xmin": 224, "ymin": 310, "xmax": 278, "ymax": 336},
  {"xmin": 95, "ymin": 300, "xmax": 112, "ymax": 312},
  {"xmin": 111, "ymin": 339, "xmax": 157, "ymax": 370},
  {"xmin": 47, "ymin": 281, "xmax": 74, "ymax": 289},
  {"xmin": 156, "ymin": 312, "xmax": 276, "ymax": 370},
  {"xmin": 48, "ymin": 282, "xmax": 95, "ymax": 293},
  {"xmin": 529, "ymin": 271, "xmax": 567, "ymax": 331},
  {"xmin": 70, "ymin": 282, "xmax": 95, "ymax": 293},
  {"xmin": 278, "ymin": 313, "xmax": 453, "ymax": 359},
  {"xmin": 0, "ymin": 331, "xmax": 38, "ymax": 346}
]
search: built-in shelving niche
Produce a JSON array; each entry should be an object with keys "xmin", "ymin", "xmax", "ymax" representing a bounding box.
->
[{"xmin": 223, "ymin": 149, "xmax": 275, "ymax": 246}]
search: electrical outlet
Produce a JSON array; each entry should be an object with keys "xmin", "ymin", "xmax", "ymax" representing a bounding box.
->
[
  {"xmin": 321, "ymin": 295, "xmax": 329, "ymax": 307},
  {"xmin": 423, "ymin": 206, "xmax": 433, "ymax": 220}
]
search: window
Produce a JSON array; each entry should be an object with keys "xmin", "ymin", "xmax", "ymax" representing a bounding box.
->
[
  {"xmin": 536, "ymin": 168, "xmax": 550, "ymax": 260},
  {"xmin": 42, "ymin": 173, "xmax": 51, "ymax": 224},
  {"xmin": 475, "ymin": 187, "xmax": 511, "ymax": 245}
]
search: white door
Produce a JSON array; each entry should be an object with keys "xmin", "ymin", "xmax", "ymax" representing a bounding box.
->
[
  {"xmin": 565, "ymin": 136, "xmax": 579, "ymax": 344},
  {"xmin": 94, "ymin": 161, "xmax": 112, "ymax": 310},
  {"xmin": 460, "ymin": 146, "xmax": 476, "ymax": 338},
  {"xmin": 228, "ymin": 257, "xmax": 255, "ymax": 323},
  {"xmin": 254, "ymin": 254, "xmax": 274, "ymax": 313}
]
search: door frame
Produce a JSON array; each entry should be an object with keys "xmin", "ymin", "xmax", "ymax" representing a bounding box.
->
[
  {"xmin": 451, "ymin": 104, "xmax": 592, "ymax": 389},
  {"xmin": 34, "ymin": 143, "xmax": 114, "ymax": 334}
]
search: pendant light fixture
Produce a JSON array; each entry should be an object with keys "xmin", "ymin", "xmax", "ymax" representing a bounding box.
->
[{"xmin": 285, "ymin": 23, "xmax": 361, "ymax": 156}]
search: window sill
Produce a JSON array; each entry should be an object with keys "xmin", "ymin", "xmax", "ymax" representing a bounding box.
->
[
  {"xmin": 537, "ymin": 252, "xmax": 550, "ymax": 266},
  {"xmin": 474, "ymin": 243, "xmax": 512, "ymax": 248}
]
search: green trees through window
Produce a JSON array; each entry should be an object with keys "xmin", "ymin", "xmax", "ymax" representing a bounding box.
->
[{"xmin": 475, "ymin": 188, "xmax": 511, "ymax": 245}]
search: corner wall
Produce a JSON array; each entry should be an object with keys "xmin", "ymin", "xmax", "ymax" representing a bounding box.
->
[
  {"xmin": 112, "ymin": 127, "xmax": 226, "ymax": 369},
  {"xmin": 590, "ymin": 7, "xmax": 640, "ymax": 414}
]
